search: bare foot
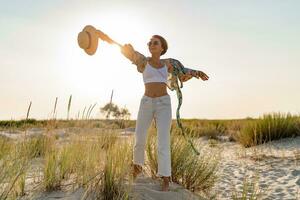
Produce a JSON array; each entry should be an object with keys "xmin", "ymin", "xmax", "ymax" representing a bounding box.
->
[
  {"xmin": 132, "ymin": 164, "xmax": 142, "ymax": 179},
  {"xmin": 161, "ymin": 176, "xmax": 170, "ymax": 191}
]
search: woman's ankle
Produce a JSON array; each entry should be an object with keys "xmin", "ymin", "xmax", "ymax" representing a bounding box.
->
[
  {"xmin": 162, "ymin": 176, "xmax": 170, "ymax": 182},
  {"xmin": 133, "ymin": 164, "xmax": 142, "ymax": 170},
  {"xmin": 132, "ymin": 163, "xmax": 143, "ymax": 178},
  {"xmin": 161, "ymin": 176, "xmax": 170, "ymax": 191}
]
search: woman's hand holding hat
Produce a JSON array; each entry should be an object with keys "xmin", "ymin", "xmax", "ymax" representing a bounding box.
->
[{"xmin": 121, "ymin": 44, "xmax": 135, "ymax": 60}]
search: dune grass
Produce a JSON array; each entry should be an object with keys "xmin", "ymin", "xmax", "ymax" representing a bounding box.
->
[
  {"xmin": 1, "ymin": 112, "xmax": 300, "ymax": 198},
  {"xmin": 0, "ymin": 138, "xmax": 30, "ymax": 199},
  {"xmin": 42, "ymin": 131, "xmax": 132, "ymax": 199},
  {"xmin": 146, "ymin": 125, "xmax": 220, "ymax": 196},
  {"xmin": 0, "ymin": 136, "xmax": 13, "ymax": 160},
  {"xmin": 235, "ymin": 112, "xmax": 300, "ymax": 147},
  {"xmin": 0, "ymin": 128, "xmax": 132, "ymax": 199},
  {"xmin": 82, "ymin": 139, "xmax": 132, "ymax": 200},
  {"xmin": 41, "ymin": 131, "xmax": 132, "ymax": 199},
  {"xmin": 231, "ymin": 174, "xmax": 264, "ymax": 200},
  {"xmin": 44, "ymin": 147, "xmax": 61, "ymax": 191},
  {"xmin": 25, "ymin": 135, "xmax": 54, "ymax": 158}
]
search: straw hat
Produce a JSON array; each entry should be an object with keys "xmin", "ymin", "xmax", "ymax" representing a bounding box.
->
[{"xmin": 77, "ymin": 25, "xmax": 99, "ymax": 55}]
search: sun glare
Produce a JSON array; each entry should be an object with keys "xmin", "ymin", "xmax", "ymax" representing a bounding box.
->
[{"xmin": 59, "ymin": 11, "xmax": 152, "ymax": 107}]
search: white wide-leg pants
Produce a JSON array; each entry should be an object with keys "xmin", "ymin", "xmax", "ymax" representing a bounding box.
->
[{"xmin": 133, "ymin": 94, "xmax": 172, "ymax": 177}]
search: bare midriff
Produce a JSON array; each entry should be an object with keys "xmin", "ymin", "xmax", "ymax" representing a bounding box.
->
[{"xmin": 144, "ymin": 82, "xmax": 168, "ymax": 98}]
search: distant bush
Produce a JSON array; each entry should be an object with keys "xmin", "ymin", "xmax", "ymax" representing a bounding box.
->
[
  {"xmin": 235, "ymin": 112, "xmax": 300, "ymax": 147},
  {"xmin": 100, "ymin": 103, "xmax": 131, "ymax": 129},
  {"xmin": 0, "ymin": 119, "xmax": 43, "ymax": 128},
  {"xmin": 185, "ymin": 121, "xmax": 227, "ymax": 139}
]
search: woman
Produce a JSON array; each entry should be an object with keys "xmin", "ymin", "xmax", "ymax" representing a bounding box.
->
[{"xmin": 121, "ymin": 35, "xmax": 209, "ymax": 191}]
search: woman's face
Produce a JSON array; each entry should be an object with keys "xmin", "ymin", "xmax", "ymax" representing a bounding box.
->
[{"xmin": 148, "ymin": 37, "xmax": 163, "ymax": 56}]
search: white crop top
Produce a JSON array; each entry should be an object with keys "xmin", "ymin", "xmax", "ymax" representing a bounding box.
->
[{"xmin": 143, "ymin": 62, "xmax": 168, "ymax": 84}]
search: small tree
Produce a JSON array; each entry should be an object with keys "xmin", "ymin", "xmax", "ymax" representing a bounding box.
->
[
  {"xmin": 100, "ymin": 103, "xmax": 118, "ymax": 119},
  {"xmin": 100, "ymin": 103, "xmax": 131, "ymax": 128}
]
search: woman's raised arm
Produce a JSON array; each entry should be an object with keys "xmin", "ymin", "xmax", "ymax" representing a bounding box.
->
[{"xmin": 121, "ymin": 44, "xmax": 148, "ymax": 73}]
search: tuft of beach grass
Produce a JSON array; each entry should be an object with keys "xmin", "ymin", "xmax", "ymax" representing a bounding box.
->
[
  {"xmin": 235, "ymin": 112, "xmax": 300, "ymax": 147},
  {"xmin": 146, "ymin": 125, "xmax": 220, "ymax": 196}
]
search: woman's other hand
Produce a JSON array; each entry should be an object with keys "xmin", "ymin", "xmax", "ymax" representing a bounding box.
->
[
  {"xmin": 192, "ymin": 70, "xmax": 209, "ymax": 81},
  {"xmin": 180, "ymin": 70, "xmax": 209, "ymax": 82}
]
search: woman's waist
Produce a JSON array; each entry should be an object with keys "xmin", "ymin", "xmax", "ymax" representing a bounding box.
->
[{"xmin": 144, "ymin": 83, "xmax": 168, "ymax": 98}]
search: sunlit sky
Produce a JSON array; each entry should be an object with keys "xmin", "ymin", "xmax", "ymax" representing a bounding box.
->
[{"xmin": 1, "ymin": 0, "xmax": 300, "ymax": 120}]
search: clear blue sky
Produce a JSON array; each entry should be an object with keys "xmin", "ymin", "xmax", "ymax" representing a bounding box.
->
[{"xmin": 1, "ymin": 0, "xmax": 300, "ymax": 120}]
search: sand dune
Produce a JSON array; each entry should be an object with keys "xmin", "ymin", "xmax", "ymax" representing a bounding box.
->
[
  {"xmin": 130, "ymin": 175, "xmax": 202, "ymax": 200},
  {"xmin": 26, "ymin": 176, "xmax": 202, "ymax": 200},
  {"xmin": 1, "ymin": 128, "xmax": 299, "ymax": 199},
  {"xmin": 210, "ymin": 136, "xmax": 300, "ymax": 199}
]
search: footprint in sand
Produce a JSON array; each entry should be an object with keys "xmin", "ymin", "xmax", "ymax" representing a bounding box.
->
[
  {"xmin": 291, "ymin": 169, "xmax": 300, "ymax": 177},
  {"xmin": 296, "ymin": 178, "xmax": 300, "ymax": 186},
  {"xmin": 291, "ymin": 169, "xmax": 300, "ymax": 186},
  {"xmin": 275, "ymin": 188, "xmax": 283, "ymax": 193},
  {"xmin": 275, "ymin": 192, "xmax": 285, "ymax": 198},
  {"xmin": 287, "ymin": 188, "xmax": 295, "ymax": 194},
  {"xmin": 259, "ymin": 183, "xmax": 268, "ymax": 189}
]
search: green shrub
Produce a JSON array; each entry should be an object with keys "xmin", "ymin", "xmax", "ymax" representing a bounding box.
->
[
  {"xmin": 146, "ymin": 129, "xmax": 219, "ymax": 195},
  {"xmin": 188, "ymin": 121, "xmax": 227, "ymax": 139},
  {"xmin": 25, "ymin": 135, "xmax": 53, "ymax": 158},
  {"xmin": 82, "ymin": 139, "xmax": 132, "ymax": 200},
  {"xmin": 44, "ymin": 148, "xmax": 61, "ymax": 191},
  {"xmin": 0, "ymin": 136, "xmax": 13, "ymax": 160},
  {"xmin": 0, "ymin": 141, "xmax": 30, "ymax": 199},
  {"xmin": 236, "ymin": 112, "xmax": 300, "ymax": 147}
]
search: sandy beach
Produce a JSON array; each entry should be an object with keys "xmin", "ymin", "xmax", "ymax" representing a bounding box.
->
[
  {"xmin": 209, "ymin": 136, "xmax": 300, "ymax": 199},
  {"xmin": 1, "ymin": 127, "xmax": 299, "ymax": 199}
]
